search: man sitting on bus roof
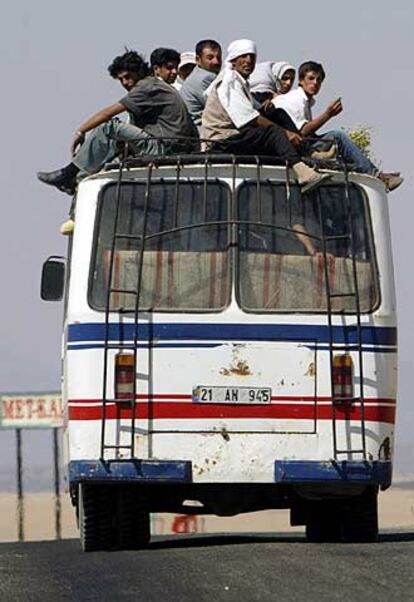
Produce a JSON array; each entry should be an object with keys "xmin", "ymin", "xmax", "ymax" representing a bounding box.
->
[
  {"xmin": 201, "ymin": 39, "xmax": 331, "ymax": 194},
  {"xmin": 271, "ymin": 61, "xmax": 403, "ymax": 192},
  {"xmin": 180, "ymin": 39, "xmax": 222, "ymax": 127},
  {"xmin": 37, "ymin": 48, "xmax": 199, "ymax": 195}
]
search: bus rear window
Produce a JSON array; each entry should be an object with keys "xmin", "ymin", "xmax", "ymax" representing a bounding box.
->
[
  {"xmin": 89, "ymin": 180, "xmax": 231, "ymax": 312},
  {"xmin": 237, "ymin": 181, "xmax": 379, "ymax": 313}
]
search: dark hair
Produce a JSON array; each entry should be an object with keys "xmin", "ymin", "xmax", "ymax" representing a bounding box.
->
[
  {"xmin": 195, "ymin": 39, "xmax": 221, "ymax": 57},
  {"xmin": 298, "ymin": 61, "xmax": 326, "ymax": 81},
  {"xmin": 108, "ymin": 49, "xmax": 150, "ymax": 79},
  {"xmin": 150, "ymin": 47, "xmax": 180, "ymax": 68}
]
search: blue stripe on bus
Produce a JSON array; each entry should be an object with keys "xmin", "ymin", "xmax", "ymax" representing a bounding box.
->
[
  {"xmin": 274, "ymin": 460, "xmax": 392, "ymax": 487},
  {"xmin": 68, "ymin": 322, "xmax": 397, "ymax": 346},
  {"xmin": 67, "ymin": 342, "xmax": 396, "ymax": 354}
]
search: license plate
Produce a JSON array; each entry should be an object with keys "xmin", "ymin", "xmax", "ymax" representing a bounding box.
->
[{"xmin": 193, "ymin": 386, "xmax": 271, "ymax": 404}]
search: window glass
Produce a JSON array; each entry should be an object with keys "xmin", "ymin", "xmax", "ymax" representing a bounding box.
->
[
  {"xmin": 90, "ymin": 180, "xmax": 231, "ymax": 311},
  {"xmin": 237, "ymin": 181, "xmax": 378, "ymax": 312}
]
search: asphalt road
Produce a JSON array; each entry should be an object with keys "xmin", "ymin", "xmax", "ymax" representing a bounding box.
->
[{"xmin": 1, "ymin": 533, "xmax": 414, "ymax": 601}]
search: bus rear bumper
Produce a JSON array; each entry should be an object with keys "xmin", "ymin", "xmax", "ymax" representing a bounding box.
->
[
  {"xmin": 274, "ymin": 460, "xmax": 392, "ymax": 489},
  {"xmin": 69, "ymin": 459, "xmax": 193, "ymax": 484}
]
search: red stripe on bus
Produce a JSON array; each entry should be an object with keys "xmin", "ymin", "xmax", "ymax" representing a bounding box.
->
[
  {"xmin": 68, "ymin": 395, "xmax": 396, "ymax": 405},
  {"xmin": 68, "ymin": 402, "xmax": 395, "ymax": 423}
]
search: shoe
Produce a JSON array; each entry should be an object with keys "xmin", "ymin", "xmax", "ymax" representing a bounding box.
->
[
  {"xmin": 60, "ymin": 219, "xmax": 75, "ymax": 235},
  {"xmin": 294, "ymin": 162, "xmax": 332, "ymax": 193},
  {"xmin": 310, "ymin": 144, "xmax": 337, "ymax": 161},
  {"xmin": 378, "ymin": 172, "xmax": 404, "ymax": 192},
  {"xmin": 37, "ymin": 168, "xmax": 77, "ymax": 195}
]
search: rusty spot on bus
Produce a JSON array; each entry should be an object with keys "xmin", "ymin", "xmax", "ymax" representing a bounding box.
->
[
  {"xmin": 220, "ymin": 360, "xmax": 252, "ymax": 377},
  {"xmin": 221, "ymin": 427, "xmax": 230, "ymax": 441},
  {"xmin": 305, "ymin": 362, "xmax": 316, "ymax": 377}
]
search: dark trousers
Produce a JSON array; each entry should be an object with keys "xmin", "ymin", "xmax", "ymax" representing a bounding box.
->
[{"xmin": 211, "ymin": 124, "xmax": 300, "ymax": 164}]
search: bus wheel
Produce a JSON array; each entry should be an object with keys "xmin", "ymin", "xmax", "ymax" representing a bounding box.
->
[
  {"xmin": 114, "ymin": 486, "xmax": 150, "ymax": 550},
  {"xmin": 78, "ymin": 483, "xmax": 113, "ymax": 552},
  {"xmin": 305, "ymin": 501, "xmax": 343, "ymax": 543},
  {"xmin": 342, "ymin": 488, "xmax": 378, "ymax": 543}
]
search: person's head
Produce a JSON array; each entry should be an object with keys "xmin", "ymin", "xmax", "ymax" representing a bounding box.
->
[
  {"xmin": 226, "ymin": 39, "xmax": 257, "ymax": 79},
  {"xmin": 195, "ymin": 39, "xmax": 222, "ymax": 74},
  {"xmin": 298, "ymin": 61, "xmax": 326, "ymax": 97},
  {"xmin": 271, "ymin": 62, "xmax": 296, "ymax": 94},
  {"xmin": 150, "ymin": 47, "xmax": 180, "ymax": 84},
  {"xmin": 178, "ymin": 51, "xmax": 196, "ymax": 80},
  {"xmin": 108, "ymin": 49, "xmax": 150, "ymax": 91}
]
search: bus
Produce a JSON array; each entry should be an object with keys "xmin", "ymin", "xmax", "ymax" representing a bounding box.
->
[{"xmin": 41, "ymin": 153, "xmax": 397, "ymax": 550}]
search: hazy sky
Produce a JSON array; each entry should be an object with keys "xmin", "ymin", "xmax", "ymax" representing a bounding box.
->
[{"xmin": 0, "ymin": 0, "xmax": 413, "ymax": 477}]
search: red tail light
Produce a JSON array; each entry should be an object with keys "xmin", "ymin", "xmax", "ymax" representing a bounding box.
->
[
  {"xmin": 115, "ymin": 353, "xmax": 135, "ymax": 401},
  {"xmin": 332, "ymin": 354, "xmax": 353, "ymax": 403}
]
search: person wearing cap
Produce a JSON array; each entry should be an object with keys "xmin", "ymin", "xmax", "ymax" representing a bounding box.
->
[
  {"xmin": 271, "ymin": 60, "xmax": 403, "ymax": 192},
  {"xmin": 249, "ymin": 61, "xmax": 296, "ymax": 104},
  {"xmin": 180, "ymin": 39, "xmax": 222, "ymax": 127},
  {"xmin": 201, "ymin": 39, "xmax": 331, "ymax": 194},
  {"xmin": 173, "ymin": 52, "xmax": 196, "ymax": 91}
]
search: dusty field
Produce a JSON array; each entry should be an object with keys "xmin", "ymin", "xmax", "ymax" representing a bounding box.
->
[{"xmin": 1, "ymin": 483, "xmax": 413, "ymax": 543}]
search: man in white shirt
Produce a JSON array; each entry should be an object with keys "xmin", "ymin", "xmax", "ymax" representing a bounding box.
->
[
  {"xmin": 201, "ymin": 39, "xmax": 330, "ymax": 194},
  {"xmin": 272, "ymin": 61, "xmax": 403, "ymax": 191}
]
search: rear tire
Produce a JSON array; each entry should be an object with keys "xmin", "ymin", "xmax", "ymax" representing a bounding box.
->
[
  {"xmin": 78, "ymin": 484, "xmax": 151, "ymax": 551},
  {"xmin": 305, "ymin": 501, "xmax": 343, "ymax": 543},
  {"xmin": 114, "ymin": 486, "xmax": 150, "ymax": 550},
  {"xmin": 342, "ymin": 488, "xmax": 378, "ymax": 543},
  {"xmin": 78, "ymin": 483, "xmax": 113, "ymax": 552},
  {"xmin": 305, "ymin": 488, "xmax": 379, "ymax": 543}
]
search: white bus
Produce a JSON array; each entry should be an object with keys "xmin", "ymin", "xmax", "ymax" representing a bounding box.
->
[{"xmin": 42, "ymin": 153, "xmax": 397, "ymax": 550}]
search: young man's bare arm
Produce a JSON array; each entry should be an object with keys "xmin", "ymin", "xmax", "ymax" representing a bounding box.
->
[
  {"xmin": 301, "ymin": 98, "xmax": 342, "ymax": 136},
  {"xmin": 71, "ymin": 102, "xmax": 126, "ymax": 155}
]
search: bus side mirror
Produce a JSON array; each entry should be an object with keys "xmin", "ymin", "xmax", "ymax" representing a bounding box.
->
[{"xmin": 41, "ymin": 256, "xmax": 66, "ymax": 301}]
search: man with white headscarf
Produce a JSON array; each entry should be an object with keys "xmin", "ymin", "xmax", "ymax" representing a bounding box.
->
[
  {"xmin": 249, "ymin": 61, "xmax": 296, "ymax": 103},
  {"xmin": 201, "ymin": 39, "xmax": 331, "ymax": 194}
]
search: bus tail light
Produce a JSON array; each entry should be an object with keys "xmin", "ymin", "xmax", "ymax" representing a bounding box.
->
[
  {"xmin": 332, "ymin": 354, "xmax": 354, "ymax": 403},
  {"xmin": 115, "ymin": 353, "xmax": 135, "ymax": 401}
]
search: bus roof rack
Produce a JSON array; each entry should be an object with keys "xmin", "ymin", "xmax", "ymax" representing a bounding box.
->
[{"xmin": 103, "ymin": 152, "xmax": 357, "ymax": 173}]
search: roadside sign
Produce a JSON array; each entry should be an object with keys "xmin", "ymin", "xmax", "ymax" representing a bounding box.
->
[{"xmin": 0, "ymin": 392, "xmax": 63, "ymax": 428}]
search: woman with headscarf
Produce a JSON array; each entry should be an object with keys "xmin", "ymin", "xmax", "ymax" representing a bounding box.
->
[{"xmin": 249, "ymin": 60, "xmax": 296, "ymax": 103}]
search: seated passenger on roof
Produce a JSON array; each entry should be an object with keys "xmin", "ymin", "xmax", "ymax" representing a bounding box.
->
[
  {"xmin": 249, "ymin": 61, "xmax": 295, "ymax": 104},
  {"xmin": 37, "ymin": 48, "xmax": 199, "ymax": 196},
  {"xmin": 270, "ymin": 60, "xmax": 403, "ymax": 192},
  {"xmin": 173, "ymin": 51, "xmax": 197, "ymax": 91},
  {"xmin": 180, "ymin": 39, "xmax": 222, "ymax": 127},
  {"xmin": 201, "ymin": 39, "xmax": 330, "ymax": 195}
]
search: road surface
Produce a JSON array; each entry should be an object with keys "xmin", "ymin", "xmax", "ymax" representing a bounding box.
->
[{"xmin": 1, "ymin": 532, "xmax": 414, "ymax": 601}]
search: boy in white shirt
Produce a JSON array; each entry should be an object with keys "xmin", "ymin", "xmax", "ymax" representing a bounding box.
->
[{"xmin": 272, "ymin": 61, "xmax": 402, "ymax": 191}]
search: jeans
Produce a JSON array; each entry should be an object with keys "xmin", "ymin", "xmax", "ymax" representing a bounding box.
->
[
  {"xmin": 322, "ymin": 130, "xmax": 377, "ymax": 175},
  {"xmin": 72, "ymin": 119, "xmax": 161, "ymax": 176},
  {"xmin": 266, "ymin": 107, "xmax": 377, "ymax": 175}
]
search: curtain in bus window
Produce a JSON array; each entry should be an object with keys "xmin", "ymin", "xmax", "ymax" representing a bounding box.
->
[
  {"xmin": 237, "ymin": 181, "xmax": 378, "ymax": 312},
  {"xmin": 90, "ymin": 180, "xmax": 231, "ymax": 311}
]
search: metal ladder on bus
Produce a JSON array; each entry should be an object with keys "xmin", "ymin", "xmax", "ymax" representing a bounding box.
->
[
  {"xmin": 318, "ymin": 162, "xmax": 367, "ymax": 461},
  {"xmin": 100, "ymin": 162, "xmax": 153, "ymax": 460}
]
